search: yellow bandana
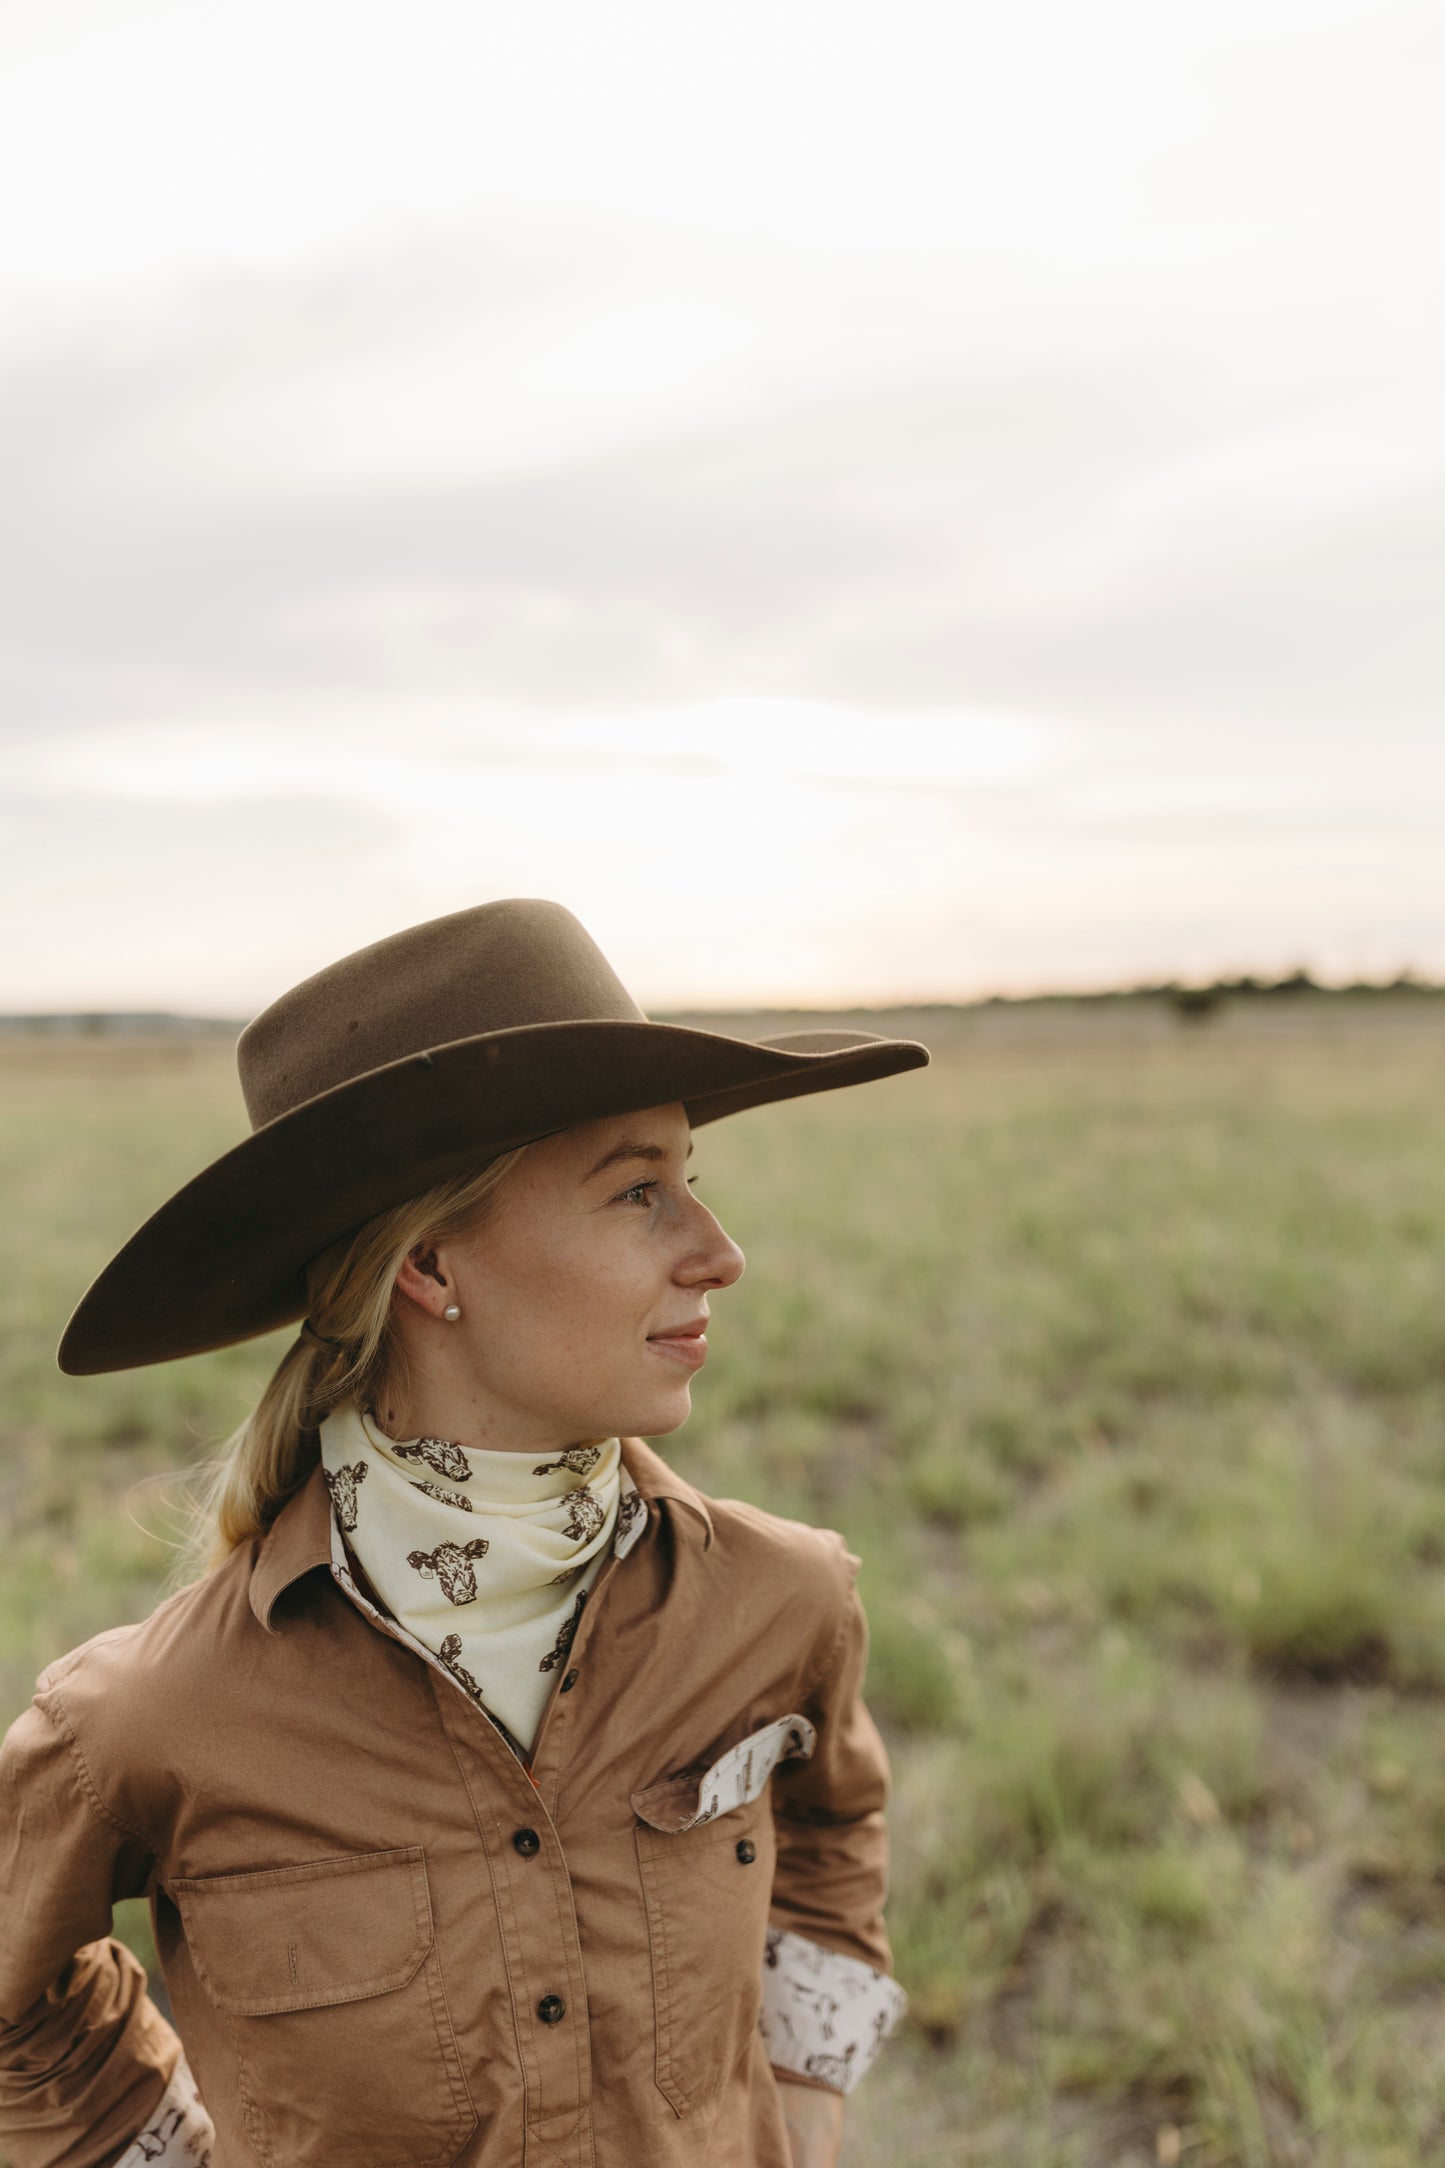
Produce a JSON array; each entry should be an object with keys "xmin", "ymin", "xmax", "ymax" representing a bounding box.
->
[{"xmin": 318, "ymin": 1404, "xmax": 622, "ymax": 1753}]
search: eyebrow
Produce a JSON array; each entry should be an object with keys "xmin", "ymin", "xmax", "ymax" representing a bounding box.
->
[{"xmin": 584, "ymin": 1138, "xmax": 695, "ymax": 1182}]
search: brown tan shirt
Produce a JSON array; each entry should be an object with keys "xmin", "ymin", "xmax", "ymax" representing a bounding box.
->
[{"xmin": 0, "ymin": 1438, "xmax": 904, "ymax": 2168}]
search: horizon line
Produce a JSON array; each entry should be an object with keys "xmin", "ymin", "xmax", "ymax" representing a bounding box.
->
[{"xmin": 0, "ymin": 967, "xmax": 1438, "ymax": 1035}]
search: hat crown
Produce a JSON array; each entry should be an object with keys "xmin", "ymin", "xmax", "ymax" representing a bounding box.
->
[{"xmin": 238, "ymin": 899, "xmax": 646, "ymax": 1131}]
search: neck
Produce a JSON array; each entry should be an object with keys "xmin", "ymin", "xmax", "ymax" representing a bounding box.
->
[{"xmin": 370, "ymin": 1395, "xmax": 604, "ymax": 1460}]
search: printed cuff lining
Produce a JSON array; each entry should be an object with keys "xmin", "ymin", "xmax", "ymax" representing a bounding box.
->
[
  {"xmin": 112, "ymin": 2053, "xmax": 214, "ymax": 2167},
  {"xmin": 757, "ymin": 1924, "xmax": 908, "ymax": 2095}
]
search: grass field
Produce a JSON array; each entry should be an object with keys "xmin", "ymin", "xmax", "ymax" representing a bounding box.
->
[{"xmin": 3, "ymin": 993, "xmax": 1444, "ymax": 2166}]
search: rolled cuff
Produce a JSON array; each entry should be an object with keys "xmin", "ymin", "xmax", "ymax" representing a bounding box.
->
[
  {"xmin": 111, "ymin": 2055, "xmax": 213, "ymax": 2168},
  {"xmin": 758, "ymin": 1925, "xmax": 907, "ymax": 2095}
]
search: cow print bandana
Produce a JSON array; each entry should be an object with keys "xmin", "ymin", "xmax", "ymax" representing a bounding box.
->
[{"xmin": 318, "ymin": 1403, "xmax": 623, "ymax": 1754}]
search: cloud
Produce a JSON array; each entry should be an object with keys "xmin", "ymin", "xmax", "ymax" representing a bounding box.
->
[{"xmin": 6, "ymin": 307, "xmax": 1442, "ymax": 747}]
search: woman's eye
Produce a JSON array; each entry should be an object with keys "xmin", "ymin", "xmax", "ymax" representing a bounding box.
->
[{"xmin": 618, "ymin": 1176, "xmax": 700, "ymax": 1206}]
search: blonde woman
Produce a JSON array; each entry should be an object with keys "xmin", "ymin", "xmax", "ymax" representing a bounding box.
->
[{"xmin": 0, "ymin": 899, "xmax": 927, "ymax": 2168}]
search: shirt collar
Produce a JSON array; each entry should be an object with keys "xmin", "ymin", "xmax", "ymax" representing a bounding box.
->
[
  {"xmin": 249, "ymin": 1433, "xmax": 714, "ymax": 1632},
  {"xmin": 616, "ymin": 1435, "xmax": 715, "ymax": 1550}
]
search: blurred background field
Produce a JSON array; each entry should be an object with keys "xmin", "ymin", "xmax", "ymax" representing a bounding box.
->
[{"xmin": 3, "ymin": 993, "xmax": 1444, "ymax": 2167}]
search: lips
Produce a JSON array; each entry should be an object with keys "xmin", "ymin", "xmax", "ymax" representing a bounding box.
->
[{"xmin": 647, "ymin": 1318, "xmax": 709, "ymax": 1371}]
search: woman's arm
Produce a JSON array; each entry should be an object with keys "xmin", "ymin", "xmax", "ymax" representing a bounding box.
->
[
  {"xmin": 0, "ymin": 1683, "xmax": 192, "ymax": 2168},
  {"xmin": 775, "ymin": 2072, "xmax": 846, "ymax": 2168},
  {"xmin": 764, "ymin": 1541, "xmax": 909, "ymax": 2109}
]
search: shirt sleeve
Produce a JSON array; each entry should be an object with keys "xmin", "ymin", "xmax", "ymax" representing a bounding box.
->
[
  {"xmin": 761, "ymin": 1550, "xmax": 909, "ymax": 2096},
  {"xmin": 0, "ymin": 1684, "xmax": 186, "ymax": 2168}
]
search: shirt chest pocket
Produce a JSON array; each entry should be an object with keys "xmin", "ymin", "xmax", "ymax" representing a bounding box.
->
[
  {"xmin": 631, "ymin": 1713, "xmax": 815, "ymax": 2118},
  {"xmin": 171, "ymin": 1846, "xmax": 476, "ymax": 2168}
]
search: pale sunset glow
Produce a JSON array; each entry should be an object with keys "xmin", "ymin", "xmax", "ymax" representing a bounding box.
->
[{"xmin": 1, "ymin": 0, "xmax": 1440, "ymax": 1011}]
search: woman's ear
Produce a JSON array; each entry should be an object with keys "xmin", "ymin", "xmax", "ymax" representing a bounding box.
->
[{"xmin": 394, "ymin": 1244, "xmax": 449, "ymax": 1312}]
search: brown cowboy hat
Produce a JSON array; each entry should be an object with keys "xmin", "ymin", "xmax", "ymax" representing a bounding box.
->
[{"xmin": 57, "ymin": 898, "xmax": 929, "ymax": 1375}]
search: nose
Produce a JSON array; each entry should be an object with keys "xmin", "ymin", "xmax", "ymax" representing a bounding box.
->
[{"xmin": 679, "ymin": 1200, "xmax": 745, "ymax": 1291}]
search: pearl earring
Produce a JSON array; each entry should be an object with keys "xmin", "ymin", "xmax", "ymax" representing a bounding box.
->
[{"xmin": 443, "ymin": 1304, "xmax": 462, "ymax": 1322}]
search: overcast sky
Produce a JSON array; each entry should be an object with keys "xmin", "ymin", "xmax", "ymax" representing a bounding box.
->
[{"xmin": 2, "ymin": 0, "xmax": 1441, "ymax": 1011}]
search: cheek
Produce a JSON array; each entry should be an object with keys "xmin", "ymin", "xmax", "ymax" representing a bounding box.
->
[{"xmin": 467, "ymin": 1221, "xmax": 646, "ymax": 1353}]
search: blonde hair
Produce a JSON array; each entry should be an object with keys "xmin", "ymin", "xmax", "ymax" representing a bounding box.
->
[{"xmin": 176, "ymin": 1146, "xmax": 529, "ymax": 1585}]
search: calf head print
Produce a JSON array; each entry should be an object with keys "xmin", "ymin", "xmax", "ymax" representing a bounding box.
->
[
  {"xmin": 132, "ymin": 2110, "xmax": 186, "ymax": 2162},
  {"xmin": 804, "ymin": 2043, "xmax": 856, "ymax": 2090},
  {"xmin": 533, "ymin": 1444, "xmax": 602, "ymax": 1478},
  {"xmin": 410, "ymin": 1480, "xmax": 473, "ymax": 1511},
  {"xmin": 392, "ymin": 1436, "xmax": 472, "ymax": 1483},
  {"xmin": 538, "ymin": 1590, "xmax": 588, "ymax": 1673},
  {"xmin": 615, "ymin": 1488, "xmax": 644, "ymax": 1543},
  {"xmin": 561, "ymin": 1485, "xmax": 607, "ymax": 1544},
  {"xmin": 406, "ymin": 1537, "xmax": 491, "ymax": 1604},
  {"xmin": 792, "ymin": 1982, "xmax": 840, "ymax": 2040},
  {"xmin": 322, "ymin": 1460, "xmax": 368, "ymax": 1533},
  {"xmin": 438, "ymin": 1632, "xmax": 484, "ymax": 1702}
]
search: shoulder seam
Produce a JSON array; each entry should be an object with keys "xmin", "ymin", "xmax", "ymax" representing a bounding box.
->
[
  {"xmin": 708, "ymin": 1502, "xmax": 859, "ymax": 1697},
  {"xmin": 807, "ymin": 1532, "xmax": 862, "ymax": 1696},
  {"xmin": 36, "ymin": 1684, "xmax": 156, "ymax": 1853}
]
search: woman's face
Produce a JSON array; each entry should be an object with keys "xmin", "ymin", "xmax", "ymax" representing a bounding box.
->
[{"xmin": 388, "ymin": 1101, "xmax": 746, "ymax": 1452}]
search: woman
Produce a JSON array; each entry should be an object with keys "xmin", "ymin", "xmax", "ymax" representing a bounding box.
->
[{"xmin": 0, "ymin": 898, "xmax": 928, "ymax": 2168}]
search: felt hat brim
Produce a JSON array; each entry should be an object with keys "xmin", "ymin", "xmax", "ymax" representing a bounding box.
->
[{"xmin": 57, "ymin": 1017, "xmax": 928, "ymax": 1375}]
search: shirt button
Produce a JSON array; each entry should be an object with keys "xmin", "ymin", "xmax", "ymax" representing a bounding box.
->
[
  {"xmin": 537, "ymin": 1994, "xmax": 566, "ymax": 2024},
  {"xmin": 512, "ymin": 1827, "xmax": 541, "ymax": 1857},
  {"xmin": 560, "ymin": 1669, "xmax": 580, "ymax": 1692},
  {"xmin": 736, "ymin": 1838, "xmax": 757, "ymax": 1864}
]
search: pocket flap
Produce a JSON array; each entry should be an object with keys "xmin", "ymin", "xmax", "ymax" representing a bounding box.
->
[
  {"xmin": 631, "ymin": 1712, "xmax": 817, "ymax": 1833},
  {"xmin": 172, "ymin": 1846, "xmax": 434, "ymax": 2016}
]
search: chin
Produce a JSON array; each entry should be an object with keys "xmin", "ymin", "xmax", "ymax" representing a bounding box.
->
[
  {"xmin": 601, "ymin": 1385, "xmax": 693, "ymax": 1440},
  {"xmin": 638, "ymin": 1398, "xmax": 693, "ymax": 1438}
]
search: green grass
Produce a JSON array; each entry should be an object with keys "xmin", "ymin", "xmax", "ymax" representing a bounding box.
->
[{"xmin": 3, "ymin": 996, "xmax": 1445, "ymax": 2165}]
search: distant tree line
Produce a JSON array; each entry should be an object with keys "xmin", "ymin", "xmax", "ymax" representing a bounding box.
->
[
  {"xmin": 0, "ymin": 1013, "xmax": 244, "ymax": 1037},
  {"xmin": 1141, "ymin": 970, "xmax": 1440, "ymax": 1024},
  {"xmin": 967, "ymin": 968, "xmax": 1442, "ymax": 1023},
  {"xmin": 0, "ymin": 973, "xmax": 1438, "ymax": 1037}
]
